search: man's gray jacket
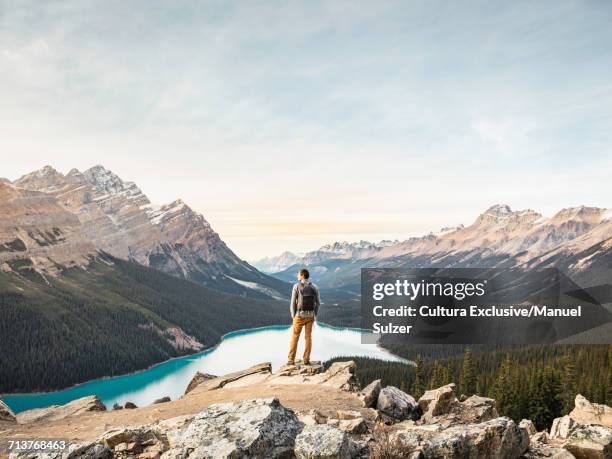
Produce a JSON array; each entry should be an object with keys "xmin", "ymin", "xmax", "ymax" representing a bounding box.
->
[{"xmin": 290, "ymin": 281, "xmax": 321, "ymax": 318}]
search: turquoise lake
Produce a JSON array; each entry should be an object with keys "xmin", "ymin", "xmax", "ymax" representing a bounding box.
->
[{"xmin": 1, "ymin": 323, "xmax": 407, "ymax": 414}]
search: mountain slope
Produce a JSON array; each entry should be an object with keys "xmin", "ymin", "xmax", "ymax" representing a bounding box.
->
[
  {"xmin": 0, "ymin": 182, "xmax": 97, "ymax": 274},
  {"xmin": 12, "ymin": 165, "xmax": 288, "ymax": 299},
  {"xmin": 0, "ymin": 255, "xmax": 288, "ymax": 393}
]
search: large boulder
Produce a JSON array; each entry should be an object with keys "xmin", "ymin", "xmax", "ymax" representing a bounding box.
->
[
  {"xmin": 418, "ymin": 383, "xmax": 458, "ymax": 421},
  {"xmin": 0, "ymin": 399, "xmax": 16, "ymax": 422},
  {"xmin": 376, "ymin": 386, "xmax": 420, "ymax": 422},
  {"xmin": 358, "ymin": 379, "xmax": 381, "ymax": 408},
  {"xmin": 392, "ymin": 416, "xmax": 529, "ymax": 459},
  {"xmin": 15, "ymin": 395, "xmax": 106, "ymax": 424},
  {"xmin": 570, "ymin": 395, "xmax": 612, "ymax": 429},
  {"xmin": 70, "ymin": 443, "xmax": 114, "ymax": 459},
  {"xmin": 564, "ymin": 424, "xmax": 612, "ymax": 459},
  {"xmin": 317, "ymin": 361, "xmax": 360, "ymax": 392},
  {"xmin": 338, "ymin": 418, "xmax": 368, "ymax": 434},
  {"xmin": 551, "ymin": 416, "xmax": 578, "ymax": 440},
  {"xmin": 413, "ymin": 392, "xmax": 498, "ymax": 428},
  {"xmin": 519, "ymin": 419, "xmax": 538, "ymax": 437},
  {"xmin": 163, "ymin": 398, "xmax": 302, "ymax": 458},
  {"xmin": 294, "ymin": 424, "xmax": 356, "ymax": 459},
  {"xmin": 99, "ymin": 425, "xmax": 168, "ymax": 457},
  {"xmin": 8, "ymin": 442, "xmax": 112, "ymax": 459},
  {"xmin": 460, "ymin": 395, "xmax": 499, "ymax": 423}
]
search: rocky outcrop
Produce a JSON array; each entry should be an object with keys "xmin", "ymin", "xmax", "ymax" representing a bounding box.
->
[
  {"xmin": 550, "ymin": 415, "xmax": 578, "ymax": 440},
  {"xmin": 358, "ymin": 379, "xmax": 381, "ymax": 408},
  {"xmin": 77, "ymin": 443, "xmax": 115, "ymax": 458},
  {"xmin": 519, "ymin": 419, "xmax": 538, "ymax": 436},
  {"xmin": 276, "ymin": 361, "xmax": 324, "ymax": 376},
  {"xmin": 456, "ymin": 395, "xmax": 500, "ymax": 423},
  {"xmin": 391, "ymin": 416, "xmax": 529, "ymax": 458},
  {"xmin": 403, "ymin": 383, "xmax": 499, "ymax": 429},
  {"xmin": 184, "ymin": 372, "xmax": 217, "ymax": 394},
  {"xmin": 0, "ymin": 399, "xmax": 16, "ymax": 422},
  {"xmin": 564, "ymin": 424, "xmax": 612, "ymax": 459},
  {"xmin": 418, "ymin": 383, "xmax": 458, "ymax": 422},
  {"xmin": 256, "ymin": 360, "xmax": 360, "ymax": 393},
  {"xmin": 153, "ymin": 397, "xmax": 171, "ymax": 405},
  {"xmin": 541, "ymin": 396, "xmax": 612, "ymax": 459},
  {"xmin": 100, "ymin": 426, "xmax": 168, "ymax": 458},
  {"xmin": 184, "ymin": 362, "xmax": 272, "ymax": 393},
  {"xmin": 376, "ymin": 386, "xmax": 420, "ymax": 422},
  {"xmin": 316, "ymin": 361, "xmax": 360, "ymax": 392},
  {"xmin": 6, "ymin": 363, "xmax": 612, "ymax": 459},
  {"xmin": 294, "ymin": 424, "xmax": 356, "ymax": 459},
  {"xmin": 15, "ymin": 395, "xmax": 106, "ymax": 424},
  {"xmin": 570, "ymin": 395, "xmax": 612, "ymax": 429},
  {"xmin": 164, "ymin": 398, "xmax": 302, "ymax": 458}
]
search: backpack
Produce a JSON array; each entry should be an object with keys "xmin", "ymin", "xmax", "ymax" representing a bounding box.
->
[{"xmin": 297, "ymin": 282, "xmax": 316, "ymax": 312}]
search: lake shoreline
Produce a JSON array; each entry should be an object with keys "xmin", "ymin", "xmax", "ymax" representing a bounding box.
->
[{"xmin": 0, "ymin": 321, "xmax": 403, "ymax": 399}]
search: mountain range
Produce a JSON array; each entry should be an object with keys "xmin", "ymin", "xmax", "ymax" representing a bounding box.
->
[
  {"xmin": 257, "ymin": 204, "xmax": 612, "ymax": 296},
  {"xmin": 3, "ymin": 166, "xmax": 611, "ymax": 392},
  {"xmin": 4, "ymin": 165, "xmax": 287, "ymax": 300}
]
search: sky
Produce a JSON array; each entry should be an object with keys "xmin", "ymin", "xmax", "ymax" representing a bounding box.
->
[{"xmin": 1, "ymin": 0, "xmax": 611, "ymax": 260}]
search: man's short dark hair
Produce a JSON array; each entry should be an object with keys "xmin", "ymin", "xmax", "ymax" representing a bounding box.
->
[{"xmin": 299, "ymin": 268, "xmax": 310, "ymax": 279}]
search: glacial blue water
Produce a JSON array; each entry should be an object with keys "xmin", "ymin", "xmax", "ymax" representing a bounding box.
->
[{"xmin": 1, "ymin": 323, "xmax": 406, "ymax": 414}]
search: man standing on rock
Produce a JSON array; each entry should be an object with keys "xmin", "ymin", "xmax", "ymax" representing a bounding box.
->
[{"xmin": 287, "ymin": 268, "xmax": 321, "ymax": 365}]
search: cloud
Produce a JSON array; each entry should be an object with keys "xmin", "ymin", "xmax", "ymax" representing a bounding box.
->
[{"xmin": 1, "ymin": 0, "xmax": 611, "ymax": 258}]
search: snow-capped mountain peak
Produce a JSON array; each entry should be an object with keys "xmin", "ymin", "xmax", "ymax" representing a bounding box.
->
[
  {"xmin": 83, "ymin": 165, "xmax": 129, "ymax": 194},
  {"xmin": 10, "ymin": 165, "xmax": 287, "ymax": 300}
]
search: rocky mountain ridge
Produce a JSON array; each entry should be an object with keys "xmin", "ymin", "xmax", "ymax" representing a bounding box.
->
[
  {"xmin": 6, "ymin": 165, "xmax": 287, "ymax": 299},
  {"xmin": 264, "ymin": 204, "xmax": 612, "ymax": 293},
  {"xmin": 1, "ymin": 360, "xmax": 610, "ymax": 458}
]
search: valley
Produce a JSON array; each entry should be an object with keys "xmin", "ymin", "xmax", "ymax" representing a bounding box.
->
[{"xmin": 1, "ymin": 166, "xmax": 611, "ymax": 402}]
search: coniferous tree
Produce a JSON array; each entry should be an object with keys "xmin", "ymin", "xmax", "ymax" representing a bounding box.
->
[
  {"xmin": 529, "ymin": 365, "xmax": 562, "ymax": 430},
  {"xmin": 412, "ymin": 355, "xmax": 425, "ymax": 398},
  {"xmin": 429, "ymin": 360, "xmax": 445, "ymax": 389},
  {"xmin": 493, "ymin": 353, "xmax": 514, "ymax": 417},
  {"xmin": 443, "ymin": 363, "xmax": 454, "ymax": 386},
  {"xmin": 460, "ymin": 348, "xmax": 477, "ymax": 395},
  {"xmin": 561, "ymin": 354, "xmax": 577, "ymax": 414}
]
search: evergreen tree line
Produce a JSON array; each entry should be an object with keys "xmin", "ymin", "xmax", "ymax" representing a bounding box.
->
[
  {"xmin": 327, "ymin": 344, "xmax": 611, "ymax": 430},
  {"xmin": 0, "ymin": 258, "xmax": 289, "ymax": 393}
]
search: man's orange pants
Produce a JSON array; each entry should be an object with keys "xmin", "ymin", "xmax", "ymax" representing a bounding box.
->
[{"xmin": 288, "ymin": 315, "xmax": 315, "ymax": 362}]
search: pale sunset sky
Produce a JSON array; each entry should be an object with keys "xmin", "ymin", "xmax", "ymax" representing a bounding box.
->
[{"xmin": 1, "ymin": 1, "xmax": 611, "ymax": 260}]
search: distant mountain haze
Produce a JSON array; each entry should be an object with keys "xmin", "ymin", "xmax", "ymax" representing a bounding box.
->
[{"xmin": 256, "ymin": 204, "xmax": 612, "ymax": 295}]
